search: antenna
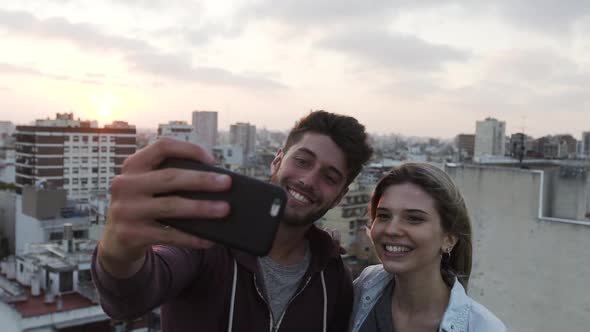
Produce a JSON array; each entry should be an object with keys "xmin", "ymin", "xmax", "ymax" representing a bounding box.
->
[{"xmin": 519, "ymin": 115, "xmax": 527, "ymax": 167}]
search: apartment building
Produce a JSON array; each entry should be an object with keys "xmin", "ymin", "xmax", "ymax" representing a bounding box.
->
[{"xmin": 14, "ymin": 113, "xmax": 136, "ymax": 202}]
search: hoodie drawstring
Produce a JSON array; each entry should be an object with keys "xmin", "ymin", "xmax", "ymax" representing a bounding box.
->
[
  {"xmin": 321, "ymin": 270, "xmax": 327, "ymax": 332},
  {"xmin": 227, "ymin": 259, "xmax": 238, "ymax": 332},
  {"xmin": 228, "ymin": 261, "xmax": 328, "ymax": 332}
]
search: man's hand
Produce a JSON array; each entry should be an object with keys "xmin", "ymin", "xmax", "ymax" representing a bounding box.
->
[{"xmin": 98, "ymin": 138, "xmax": 231, "ymax": 278}]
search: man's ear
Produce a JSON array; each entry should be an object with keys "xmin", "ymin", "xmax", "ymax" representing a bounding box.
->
[
  {"xmin": 331, "ymin": 187, "xmax": 349, "ymax": 208},
  {"xmin": 271, "ymin": 149, "xmax": 284, "ymax": 174}
]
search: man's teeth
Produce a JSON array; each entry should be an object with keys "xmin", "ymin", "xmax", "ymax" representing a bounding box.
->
[
  {"xmin": 385, "ymin": 245, "xmax": 411, "ymax": 253},
  {"xmin": 289, "ymin": 189, "xmax": 310, "ymax": 203}
]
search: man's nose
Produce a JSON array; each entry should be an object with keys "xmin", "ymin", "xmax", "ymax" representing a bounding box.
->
[{"xmin": 299, "ymin": 168, "xmax": 320, "ymax": 188}]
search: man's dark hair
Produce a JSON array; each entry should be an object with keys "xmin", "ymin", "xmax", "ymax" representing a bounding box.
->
[{"xmin": 284, "ymin": 110, "xmax": 373, "ymax": 184}]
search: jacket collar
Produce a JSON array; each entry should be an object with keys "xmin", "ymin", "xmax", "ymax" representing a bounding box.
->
[
  {"xmin": 439, "ymin": 280, "xmax": 472, "ymax": 332},
  {"xmin": 232, "ymin": 225, "xmax": 341, "ymax": 274},
  {"xmin": 353, "ymin": 265, "xmax": 472, "ymax": 332}
]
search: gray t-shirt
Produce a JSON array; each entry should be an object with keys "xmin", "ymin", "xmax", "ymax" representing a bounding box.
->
[{"xmin": 258, "ymin": 244, "xmax": 311, "ymax": 327}]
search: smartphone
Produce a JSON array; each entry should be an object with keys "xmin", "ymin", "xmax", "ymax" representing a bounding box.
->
[{"xmin": 155, "ymin": 158, "xmax": 287, "ymax": 256}]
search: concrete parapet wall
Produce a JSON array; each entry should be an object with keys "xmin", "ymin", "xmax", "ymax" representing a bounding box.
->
[{"xmin": 446, "ymin": 165, "xmax": 590, "ymax": 331}]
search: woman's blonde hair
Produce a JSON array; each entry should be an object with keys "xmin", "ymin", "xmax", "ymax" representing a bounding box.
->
[{"xmin": 369, "ymin": 163, "xmax": 473, "ymax": 288}]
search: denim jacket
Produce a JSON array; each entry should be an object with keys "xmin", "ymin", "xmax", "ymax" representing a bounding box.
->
[{"xmin": 350, "ymin": 265, "xmax": 506, "ymax": 332}]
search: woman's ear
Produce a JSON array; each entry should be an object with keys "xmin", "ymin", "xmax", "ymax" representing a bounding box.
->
[{"xmin": 442, "ymin": 233, "xmax": 458, "ymax": 252}]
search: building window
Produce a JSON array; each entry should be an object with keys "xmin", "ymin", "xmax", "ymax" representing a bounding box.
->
[
  {"xmin": 92, "ymin": 167, "xmax": 98, "ymax": 173},
  {"xmin": 72, "ymin": 178, "xmax": 79, "ymax": 184},
  {"xmin": 92, "ymin": 177, "xmax": 98, "ymax": 184},
  {"xmin": 82, "ymin": 157, "xmax": 88, "ymax": 163},
  {"xmin": 100, "ymin": 178, "xmax": 107, "ymax": 183},
  {"xmin": 73, "ymin": 146, "xmax": 79, "ymax": 153},
  {"xmin": 109, "ymin": 167, "xmax": 115, "ymax": 173},
  {"xmin": 72, "ymin": 168, "xmax": 79, "ymax": 174},
  {"xmin": 73, "ymin": 136, "xmax": 79, "ymax": 142},
  {"xmin": 82, "ymin": 146, "xmax": 88, "ymax": 153},
  {"xmin": 109, "ymin": 157, "xmax": 115, "ymax": 163},
  {"xmin": 92, "ymin": 146, "xmax": 99, "ymax": 153},
  {"xmin": 64, "ymin": 136, "xmax": 70, "ymax": 141},
  {"xmin": 92, "ymin": 136, "xmax": 98, "ymax": 142},
  {"xmin": 109, "ymin": 146, "xmax": 115, "ymax": 153},
  {"xmin": 101, "ymin": 146, "xmax": 107, "ymax": 153},
  {"xmin": 49, "ymin": 232, "xmax": 63, "ymax": 241},
  {"xmin": 82, "ymin": 136, "xmax": 88, "ymax": 142},
  {"xmin": 64, "ymin": 168, "xmax": 69, "ymax": 174},
  {"xmin": 73, "ymin": 157, "xmax": 79, "ymax": 164},
  {"xmin": 64, "ymin": 147, "xmax": 69, "ymax": 153},
  {"xmin": 100, "ymin": 167, "xmax": 106, "ymax": 173},
  {"xmin": 101, "ymin": 136, "xmax": 107, "ymax": 142},
  {"xmin": 110, "ymin": 136, "xmax": 116, "ymax": 142}
]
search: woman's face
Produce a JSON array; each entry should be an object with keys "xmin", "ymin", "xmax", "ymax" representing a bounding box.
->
[{"xmin": 370, "ymin": 182, "xmax": 456, "ymax": 276}]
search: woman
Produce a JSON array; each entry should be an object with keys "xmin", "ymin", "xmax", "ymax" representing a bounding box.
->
[{"xmin": 351, "ymin": 163, "xmax": 505, "ymax": 332}]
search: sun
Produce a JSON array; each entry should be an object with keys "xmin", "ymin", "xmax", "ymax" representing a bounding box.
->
[
  {"xmin": 91, "ymin": 93, "xmax": 117, "ymax": 124},
  {"xmin": 98, "ymin": 105, "xmax": 113, "ymax": 119}
]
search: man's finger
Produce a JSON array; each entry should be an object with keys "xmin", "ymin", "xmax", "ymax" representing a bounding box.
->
[
  {"xmin": 131, "ymin": 196, "xmax": 230, "ymax": 221},
  {"xmin": 122, "ymin": 138, "xmax": 215, "ymax": 174},
  {"xmin": 145, "ymin": 223, "xmax": 216, "ymax": 249},
  {"xmin": 129, "ymin": 168, "xmax": 231, "ymax": 196}
]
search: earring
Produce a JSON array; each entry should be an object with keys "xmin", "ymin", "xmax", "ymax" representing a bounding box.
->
[{"xmin": 442, "ymin": 247, "xmax": 452, "ymax": 261}]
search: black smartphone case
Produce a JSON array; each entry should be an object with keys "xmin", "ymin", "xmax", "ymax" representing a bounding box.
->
[{"xmin": 155, "ymin": 158, "xmax": 287, "ymax": 256}]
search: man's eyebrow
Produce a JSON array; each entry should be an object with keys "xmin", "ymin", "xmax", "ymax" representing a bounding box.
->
[{"xmin": 296, "ymin": 148, "xmax": 345, "ymax": 181}]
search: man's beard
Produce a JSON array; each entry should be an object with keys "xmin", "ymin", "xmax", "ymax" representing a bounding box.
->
[{"xmin": 270, "ymin": 173, "xmax": 330, "ymax": 227}]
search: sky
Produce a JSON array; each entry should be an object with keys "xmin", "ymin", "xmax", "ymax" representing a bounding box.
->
[{"xmin": 0, "ymin": 0, "xmax": 589, "ymax": 139}]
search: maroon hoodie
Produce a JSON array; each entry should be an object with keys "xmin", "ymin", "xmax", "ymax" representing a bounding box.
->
[{"xmin": 91, "ymin": 226, "xmax": 353, "ymax": 331}]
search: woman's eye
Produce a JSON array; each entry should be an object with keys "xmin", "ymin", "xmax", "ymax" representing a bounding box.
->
[
  {"xmin": 407, "ymin": 216, "xmax": 424, "ymax": 223},
  {"xmin": 375, "ymin": 213, "xmax": 390, "ymax": 221}
]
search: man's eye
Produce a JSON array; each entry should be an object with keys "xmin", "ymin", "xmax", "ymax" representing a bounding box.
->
[
  {"xmin": 294, "ymin": 158, "xmax": 308, "ymax": 166},
  {"xmin": 325, "ymin": 175, "xmax": 337, "ymax": 185}
]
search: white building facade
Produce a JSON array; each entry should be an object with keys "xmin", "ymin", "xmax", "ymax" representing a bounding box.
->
[{"xmin": 474, "ymin": 117, "xmax": 506, "ymax": 158}]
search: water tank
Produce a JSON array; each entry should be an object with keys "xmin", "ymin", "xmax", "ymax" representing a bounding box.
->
[
  {"xmin": 5, "ymin": 258, "xmax": 16, "ymax": 279},
  {"xmin": 31, "ymin": 276, "xmax": 41, "ymax": 296},
  {"xmin": 44, "ymin": 291, "xmax": 55, "ymax": 304},
  {"xmin": 56, "ymin": 295, "xmax": 63, "ymax": 311}
]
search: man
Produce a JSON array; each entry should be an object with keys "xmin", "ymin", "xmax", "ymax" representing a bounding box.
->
[{"xmin": 92, "ymin": 111, "xmax": 373, "ymax": 331}]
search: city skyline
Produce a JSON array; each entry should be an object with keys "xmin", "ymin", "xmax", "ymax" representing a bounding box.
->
[{"xmin": 0, "ymin": 1, "xmax": 589, "ymax": 138}]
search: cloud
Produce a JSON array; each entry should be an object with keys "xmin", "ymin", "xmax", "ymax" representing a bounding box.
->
[
  {"xmin": 444, "ymin": 48, "xmax": 590, "ymax": 113},
  {"xmin": 247, "ymin": 0, "xmax": 590, "ymax": 38},
  {"xmin": 0, "ymin": 9, "xmax": 285, "ymax": 90},
  {"xmin": 127, "ymin": 52, "xmax": 287, "ymax": 89},
  {"xmin": 0, "ymin": 63, "xmax": 104, "ymax": 85},
  {"xmin": 489, "ymin": 0, "xmax": 590, "ymax": 33},
  {"xmin": 246, "ymin": 0, "xmax": 439, "ymax": 25},
  {"xmin": 318, "ymin": 28, "xmax": 470, "ymax": 72}
]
